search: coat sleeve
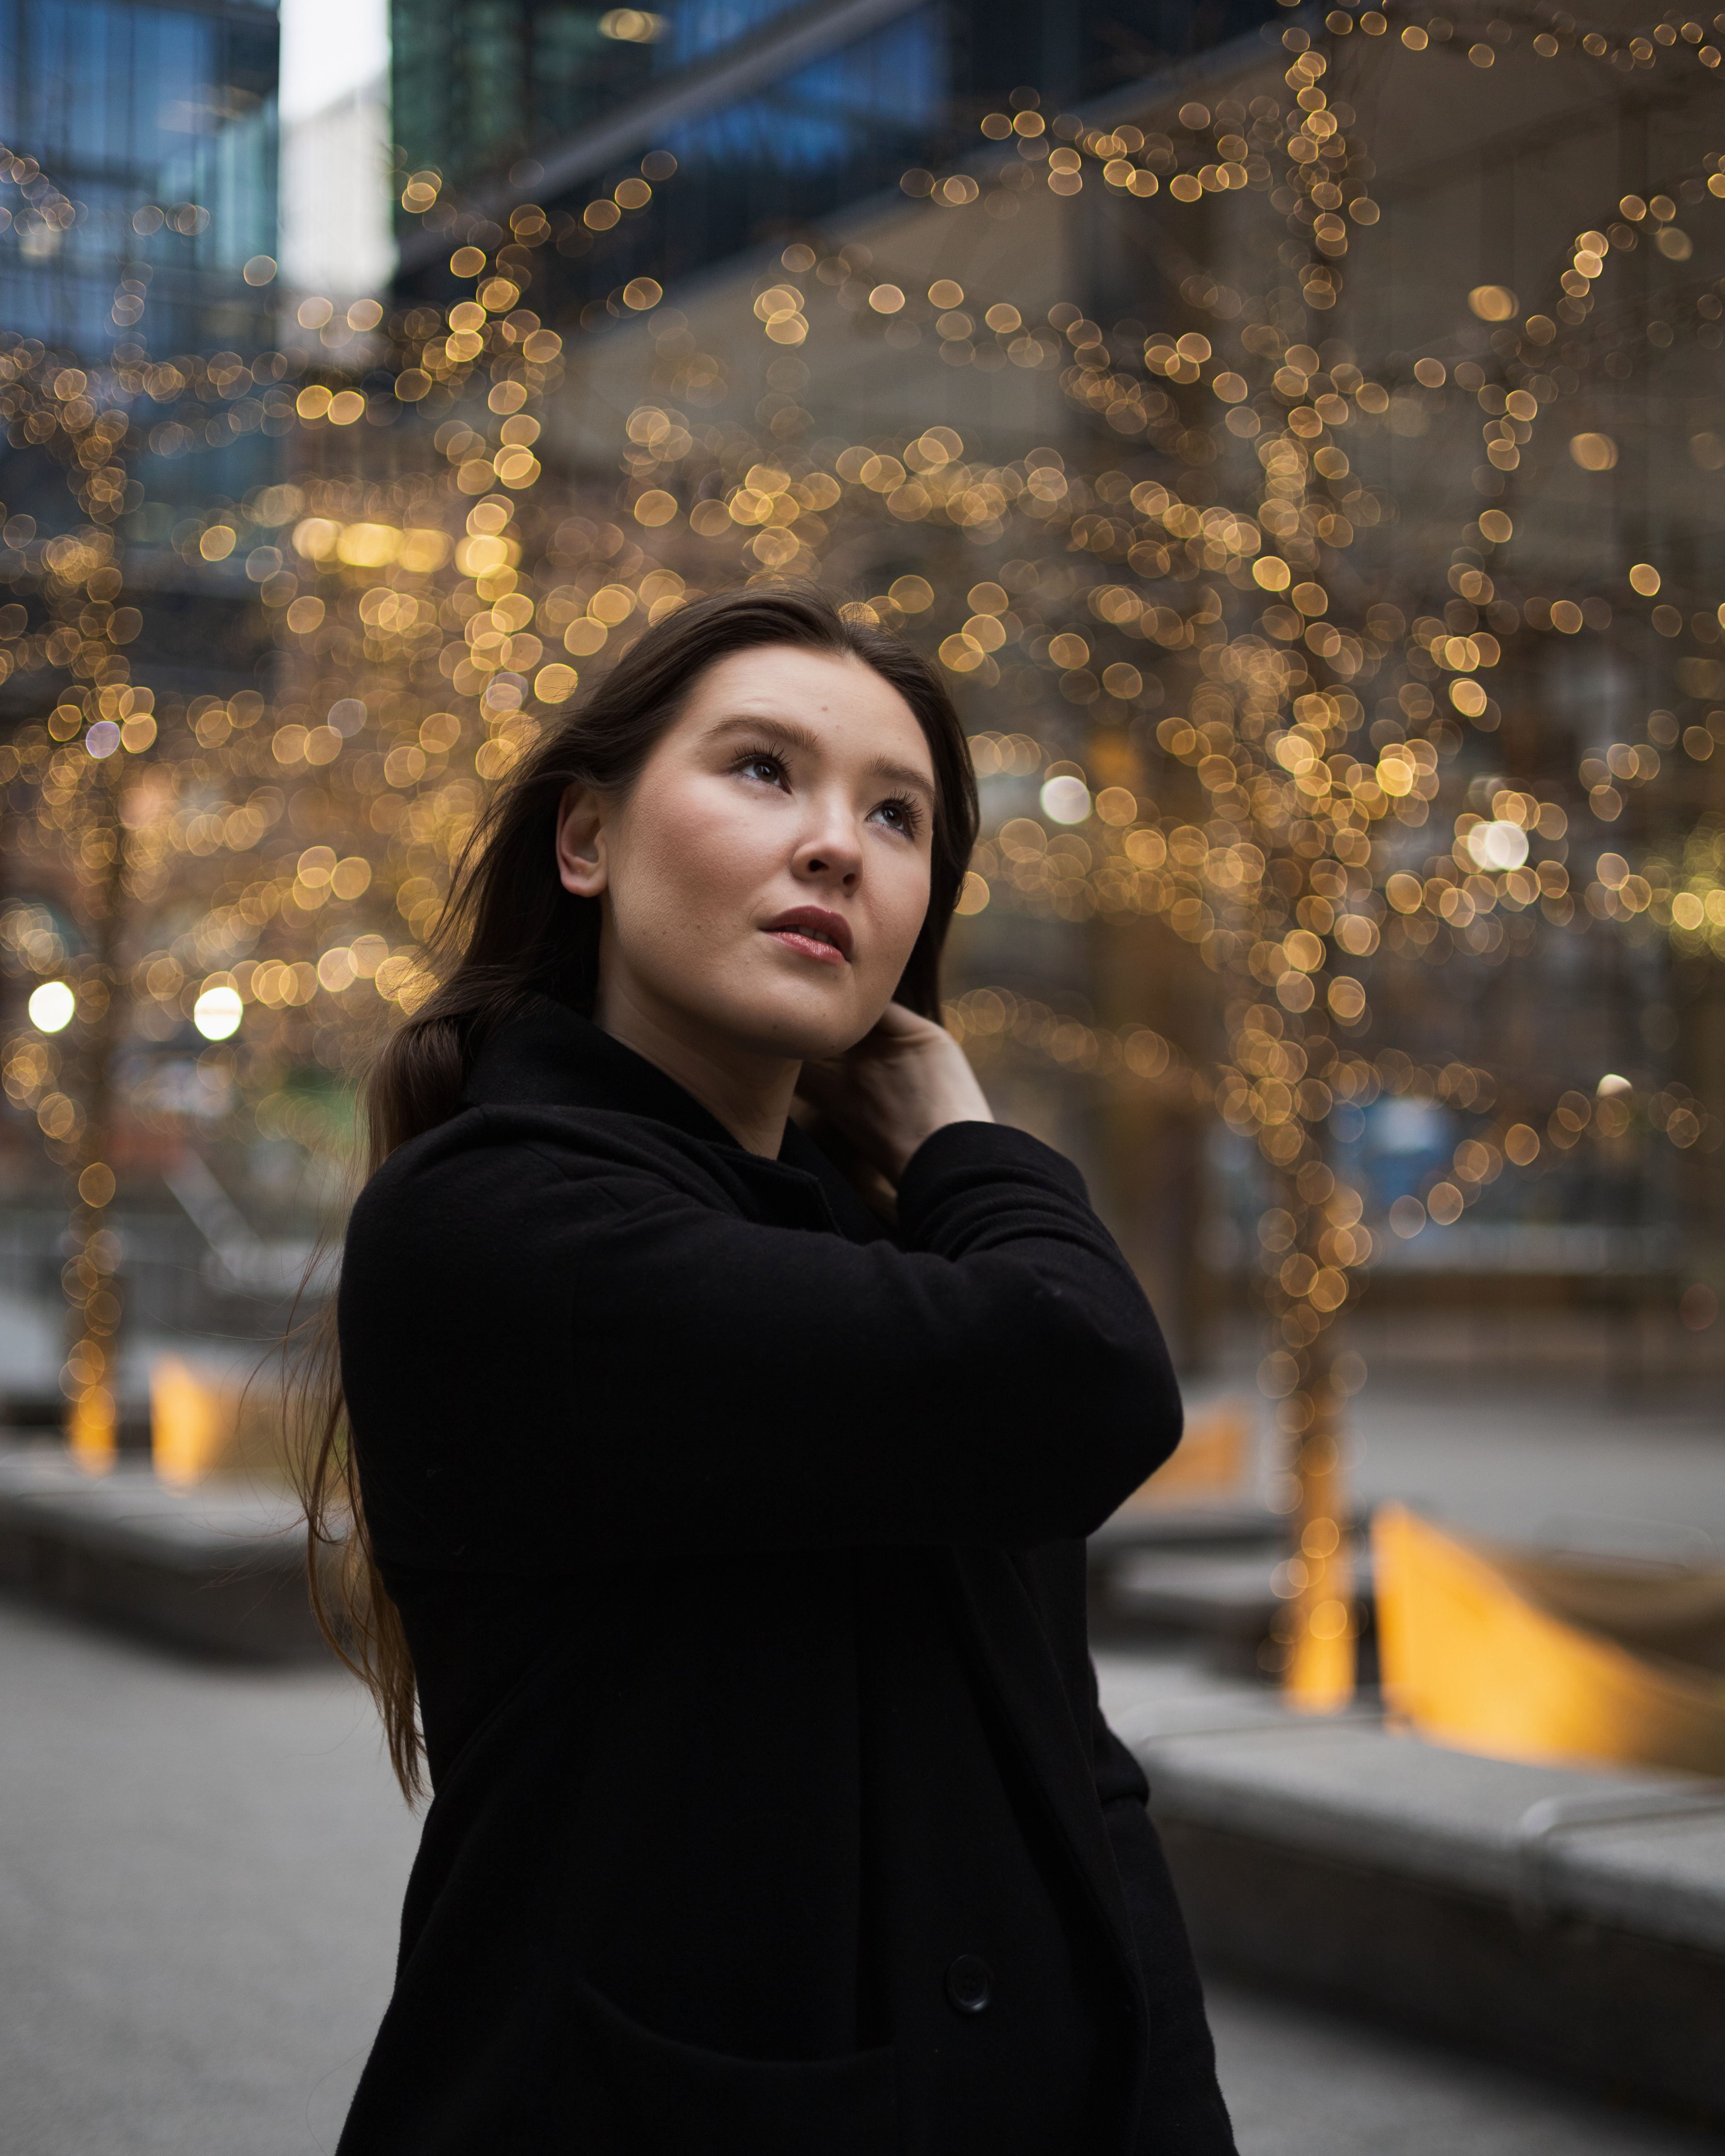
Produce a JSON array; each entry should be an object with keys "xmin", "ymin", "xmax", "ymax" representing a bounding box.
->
[
  {"xmin": 1088, "ymin": 1698, "xmax": 1238, "ymax": 2154},
  {"xmin": 340, "ymin": 1116, "xmax": 1183, "ymax": 1568}
]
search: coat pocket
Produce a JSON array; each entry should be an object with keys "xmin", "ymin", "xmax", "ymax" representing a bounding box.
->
[{"xmin": 564, "ymin": 1969, "xmax": 898, "ymax": 2156}]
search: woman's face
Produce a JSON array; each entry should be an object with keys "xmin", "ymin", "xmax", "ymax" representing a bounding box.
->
[{"xmin": 556, "ymin": 645, "xmax": 938, "ymax": 1064}]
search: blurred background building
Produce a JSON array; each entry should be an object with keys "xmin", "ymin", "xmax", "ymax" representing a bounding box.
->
[{"xmin": 388, "ymin": 0, "xmax": 1278, "ymax": 315}]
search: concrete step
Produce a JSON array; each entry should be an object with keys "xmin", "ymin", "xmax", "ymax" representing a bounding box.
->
[
  {"xmin": 0, "ymin": 1445, "xmax": 331, "ymax": 1663},
  {"xmin": 1107, "ymin": 1681, "xmax": 1725, "ymax": 2123}
]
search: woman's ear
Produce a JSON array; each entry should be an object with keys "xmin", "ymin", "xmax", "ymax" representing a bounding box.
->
[{"xmin": 555, "ymin": 784, "xmax": 608, "ymax": 898}]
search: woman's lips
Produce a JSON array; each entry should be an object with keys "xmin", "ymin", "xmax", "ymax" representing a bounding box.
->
[
  {"xmin": 763, "ymin": 906, "xmax": 853, "ymax": 964},
  {"xmin": 765, "ymin": 927, "xmax": 848, "ymax": 966}
]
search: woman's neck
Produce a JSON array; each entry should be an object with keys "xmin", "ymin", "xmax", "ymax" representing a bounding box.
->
[{"xmin": 593, "ymin": 976, "xmax": 798, "ymax": 1158}]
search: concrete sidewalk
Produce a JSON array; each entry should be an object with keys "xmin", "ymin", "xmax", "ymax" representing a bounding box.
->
[
  {"xmin": 1341, "ymin": 1376, "xmax": 1725, "ymax": 1552},
  {"xmin": 1208, "ymin": 1979, "xmax": 1715, "ymax": 2156},
  {"xmin": 1, "ymin": 1600, "xmax": 1717, "ymax": 2155},
  {"xmin": 0, "ymin": 1602, "xmax": 413, "ymax": 2155}
]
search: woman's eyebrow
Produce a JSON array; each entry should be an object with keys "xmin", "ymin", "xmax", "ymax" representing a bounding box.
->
[
  {"xmin": 707, "ymin": 714, "xmax": 935, "ymax": 799},
  {"xmin": 870, "ymin": 756, "xmax": 936, "ymax": 800},
  {"xmin": 708, "ymin": 712, "xmax": 826, "ymax": 756}
]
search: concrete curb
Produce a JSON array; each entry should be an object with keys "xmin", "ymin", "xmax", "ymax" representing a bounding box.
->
[
  {"xmin": 1119, "ymin": 1701, "xmax": 1725, "ymax": 2120},
  {"xmin": 0, "ymin": 1446, "xmax": 333, "ymax": 1663}
]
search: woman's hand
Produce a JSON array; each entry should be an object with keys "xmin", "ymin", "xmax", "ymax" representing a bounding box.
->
[{"xmin": 797, "ymin": 1004, "xmax": 994, "ymax": 1185}]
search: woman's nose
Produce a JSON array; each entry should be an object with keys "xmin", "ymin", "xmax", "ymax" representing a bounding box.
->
[{"xmin": 794, "ymin": 800, "xmax": 862, "ymax": 885}]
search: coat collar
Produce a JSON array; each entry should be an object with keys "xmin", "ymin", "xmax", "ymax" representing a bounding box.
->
[
  {"xmin": 462, "ymin": 995, "xmax": 895, "ymax": 1244},
  {"xmin": 463, "ymin": 994, "xmax": 743, "ymax": 1152}
]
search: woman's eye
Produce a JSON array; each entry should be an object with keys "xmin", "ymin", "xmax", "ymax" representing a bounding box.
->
[
  {"xmin": 738, "ymin": 753, "xmax": 784, "ymax": 785},
  {"xmin": 874, "ymin": 798, "xmax": 918, "ymax": 836}
]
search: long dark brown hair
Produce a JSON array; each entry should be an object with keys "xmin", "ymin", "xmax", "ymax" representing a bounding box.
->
[{"xmin": 294, "ymin": 585, "xmax": 978, "ymax": 1797}]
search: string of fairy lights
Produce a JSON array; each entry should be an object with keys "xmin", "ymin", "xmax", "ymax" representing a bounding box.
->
[{"xmin": 0, "ymin": 5, "xmax": 1720, "ymax": 1698}]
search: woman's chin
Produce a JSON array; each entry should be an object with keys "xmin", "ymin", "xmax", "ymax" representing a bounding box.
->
[
  {"xmin": 714, "ymin": 989, "xmax": 873, "ymax": 1067},
  {"xmin": 690, "ymin": 958, "xmax": 867, "ymax": 1055}
]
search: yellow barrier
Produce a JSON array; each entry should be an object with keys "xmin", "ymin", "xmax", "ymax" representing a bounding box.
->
[
  {"xmin": 1373, "ymin": 1502, "xmax": 1725, "ymax": 1777},
  {"xmin": 149, "ymin": 1356, "xmax": 287, "ymax": 1487},
  {"xmin": 150, "ymin": 1356, "xmax": 238, "ymax": 1486}
]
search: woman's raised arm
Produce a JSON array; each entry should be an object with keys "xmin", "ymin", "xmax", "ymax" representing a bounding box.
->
[{"xmin": 340, "ymin": 1114, "xmax": 1182, "ymax": 1571}]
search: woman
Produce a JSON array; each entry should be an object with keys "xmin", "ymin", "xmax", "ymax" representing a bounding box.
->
[{"xmin": 312, "ymin": 586, "xmax": 1234, "ymax": 2154}]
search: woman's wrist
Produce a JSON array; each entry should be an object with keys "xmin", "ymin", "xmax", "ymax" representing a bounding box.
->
[{"xmin": 887, "ymin": 1100, "xmax": 993, "ymax": 1182}]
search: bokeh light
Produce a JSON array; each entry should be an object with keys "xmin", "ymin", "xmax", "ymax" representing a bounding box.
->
[
  {"xmin": 27, "ymin": 981, "xmax": 74, "ymax": 1033},
  {"xmin": 192, "ymin": 986, "xmax": 243, "ymax": 1042}
]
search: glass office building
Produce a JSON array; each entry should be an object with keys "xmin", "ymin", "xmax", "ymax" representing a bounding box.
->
[
  {"xmin": 0, "ymin": 0, "xmax": 278, "ymax": 357},
  {"xmin": 391, "ymin": 0, "xmax": 1276, "ymax": 312},
  {"xmin": 0, "ymin": 2, "xmax": 283, "ymax": 702}
]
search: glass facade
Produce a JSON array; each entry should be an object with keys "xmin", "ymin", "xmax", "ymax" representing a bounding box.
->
[
  {"xmin": 0, "ymin": 1, "xmax": 284, "ymax": 645},
  {"xmin": 391, "ymin": 0, "xmax": 1277, "ymax": 313},
  {"xmin": 392, "ymin": 0, "xmax": 933, "ymax": 205},
  {"xmin": 0, "ymin": 0, "xmax": 279, "ymax": 358}
]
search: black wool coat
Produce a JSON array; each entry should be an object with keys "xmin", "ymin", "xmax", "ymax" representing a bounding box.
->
[{"xmin": 335, "ymin": 995, "xmax": 1235, "ymax": 2156}]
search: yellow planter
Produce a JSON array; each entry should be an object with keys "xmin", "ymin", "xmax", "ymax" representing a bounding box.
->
[{"xmin": 1373, "ymin": 1502, "xmax": 1725, "ymax": 1777}]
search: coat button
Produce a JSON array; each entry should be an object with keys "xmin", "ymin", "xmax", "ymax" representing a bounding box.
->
[{"xmin": 945, "ymin": 1954, "xmax": 993, "ymax": 2015}]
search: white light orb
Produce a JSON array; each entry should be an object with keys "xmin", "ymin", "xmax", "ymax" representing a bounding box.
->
[
  {"xmin": 27, "ymin": 981, "xmax": 75, "ymax": 1032},
  {"xmin": 192, "ymin": 985, "xmax": 243, "ymax": 1041},
  {"xmin": 1465, "ymin": 819, "xmax": 1529, "ymax": 872},
  {"xmin": 1040, "ymin": 775, "xmax": 1092, "ymax": 825}
]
